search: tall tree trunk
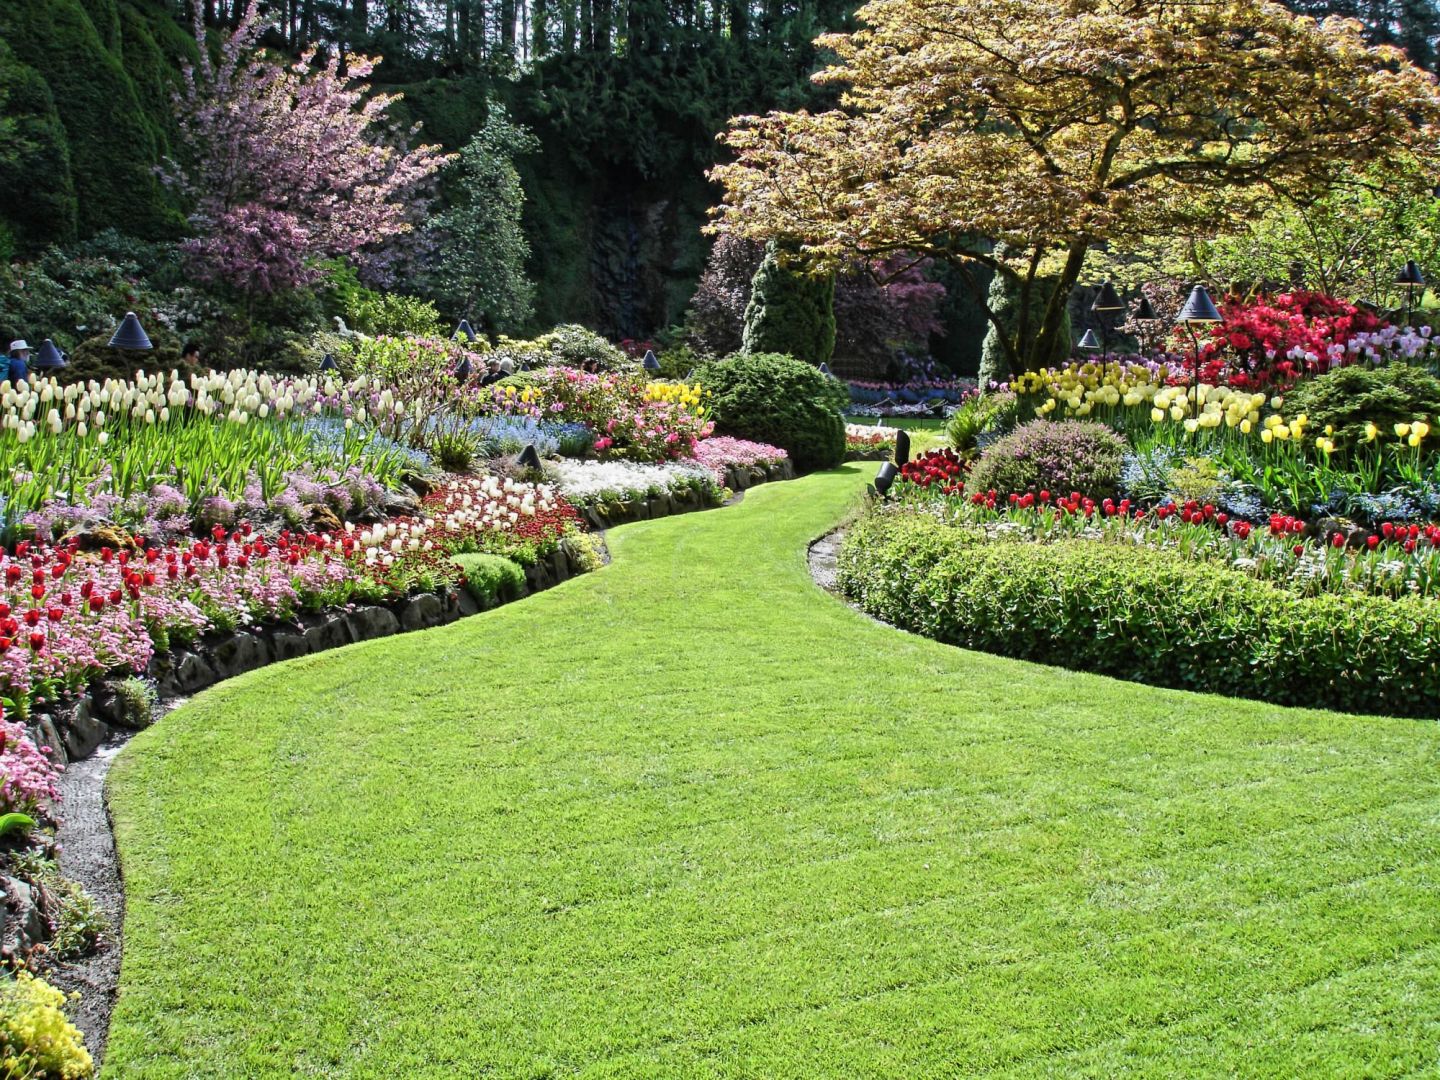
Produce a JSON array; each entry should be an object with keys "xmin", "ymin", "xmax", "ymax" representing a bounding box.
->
[
  {"xmin": 533, "ymin": 0, "xmax": 548, "ymax": 56},
  {"xmin": 728, "ymin": 0, "xmax": 746, "ymax": 43},
  {"xmin": 501, "ymin": 0, "xmax": 516, "ymax": 50}
]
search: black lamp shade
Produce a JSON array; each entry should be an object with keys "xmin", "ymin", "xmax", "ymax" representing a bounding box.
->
[
  {"xmin": 873, "ymin": 461, "xmax": 900, "ymax": 496},
  {"xmin": 1176, "ymin": 285, "xmax": 1223, "ymax": 324},
  {"xmin": 518, "ymin": 443, "xmax": 543, "ymax": 469},
  {"xmin": 642, "ymin": 350, "xmax": 661, "ymax": 372},
  {"xmin": 895, "ymin": 429, "xmax": 911, "ymax": 467},
  {"xmin": 455, "ymin": 357, "xmax": 473, "ymax": 381},
  {"xmin": 1397, "ymin": 260, "xmax": 1426, "ymax": 288},
  {"xmin": 319, "ymin": 353, "xmax": 339, "ymax": 372},
  {"xmin": 108, "ymin": 312, "xmax": 153, "ymax": 350},
  {"xmin": 1077, "ymin": 329, "xmax": 1101, "ymax": 350},
  {"xmin": 1092, "ymin": 281, "xmax": 1124, "ymax": 312},
  {"xmin": 32, "ymin": 339, "xmax": 65, "ymax": 369},
  {"xmin": 454, "ymin": 319, "xmax": 477, "ymax": 342},
  {"xmin": 1133, "ymin": 295, "xmax": 1157, "ymax": 321}
]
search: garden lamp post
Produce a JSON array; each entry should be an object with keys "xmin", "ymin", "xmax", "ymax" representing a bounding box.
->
[
  {"xmin": 1077, "ymin": 328, "xmax": 1101, "ymax": 358},
  {"xmin": 108, "ymin": 312, "xmax": 153, "ymax": 351},
  {"xmin": 319, "ymin": 353, "xmax": 339, "ymax": 372},
  {"xmin": 1091, "ymin": 281, "xmax": 1125, "ymax": 376},
  {"xmin": 1396, "ymin": 260, "xmax": 1425, "ymax": 331},
  {"xmin": 643, "ymin": 350, "xmax": 661, "ymax": 373},
  {"xmin": 1133, "ymin": 294, "xmax": 1159, "ymax": 357},
  {"xmin": 1176, "ymin": 285, "xmax": 1223, "ymax": 409},
  {"xmin": 873, "ymin": 461, "xmax": 899, "ymax": 498},
  {"xmin": 453, "ymin": 319, "xmax": 477, "ymax": 342}
]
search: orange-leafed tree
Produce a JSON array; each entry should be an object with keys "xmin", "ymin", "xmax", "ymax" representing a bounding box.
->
[{"xmin": 710, "ymin": 0, "xmax": 1440, "ymax": 374}]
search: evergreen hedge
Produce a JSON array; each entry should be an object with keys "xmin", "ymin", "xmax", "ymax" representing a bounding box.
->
[{"xmin": 838, "ymin": 509, "xmax": 1440, "ymax": 718}]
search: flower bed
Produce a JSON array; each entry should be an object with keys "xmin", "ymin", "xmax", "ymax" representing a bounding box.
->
[
  {"xmin": 844, "ymin": 423, "xmax": 896, "ymax": 460},
  {"xmin": 685, "ymin": 436, "xmax": 789, "ymax": 482},
  {"xmin": 543, "ymin": 459, "xmax": 722, "ymax": 508},
  {"xmin": 838, "ymin": 506, "xmax": 1440, "ymax": 717}
]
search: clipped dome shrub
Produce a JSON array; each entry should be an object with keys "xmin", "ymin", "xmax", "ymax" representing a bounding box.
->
[
  {"xmin": 1281, "ymin": 363, "xmax": 1440, "ymax": 450},
  {"xmin": 968, "ymin": 418, "xmax": 1128, "ymax": 498},
  {"xmin": 693, "ymin": 352, "xmax": 849, "ymax": 471}
]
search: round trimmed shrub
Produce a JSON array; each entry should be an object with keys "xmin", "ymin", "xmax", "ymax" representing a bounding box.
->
[
  {"xmin": 837, "ymin": 510, "xmax": 1440, "ymax": 718},
  {"xmin": 968, "ymin": 418, "xmax": 1127, "ymax": 498},
  {"xmin": 1281, "ymin": 363, "xmax": 1440, "ymax": 450},
  {"xmin": 693, "ymin": 352, "xmax": 849, "ymax": 471},
  {"xmin": 452, "ymin": 553, "xmax": 526, "ymax": 607}
]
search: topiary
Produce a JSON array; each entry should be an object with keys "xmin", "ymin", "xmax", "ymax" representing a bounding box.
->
[
  {"xmin": 741, "ymin": 241, "xmax": 837, "ymax": 366},
  {"xmin": 692, "ymin": 352, "xmax": 849, "ymax": 471},
  {"xmin": 968, "ymin": 419, "xmax": 1128, "ymax": 498},
  {"xmin": 1281, "ymin": 363, "xmax": 1440, "ymax": 451}
]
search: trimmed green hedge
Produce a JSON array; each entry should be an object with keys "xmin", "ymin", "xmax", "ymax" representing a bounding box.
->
[
  {"xmin": 837, "ymin": 510, "xmax": 1440, "ymax": 718},
  {"xmin": 452, "ymin": 554, "xmax": 526, "ymax": 607},
  {"xmin": 693, "ymin": 352, "xmax": 849, "ymax": 471}
]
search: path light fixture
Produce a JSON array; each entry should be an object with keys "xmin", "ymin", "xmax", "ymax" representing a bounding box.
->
[
  {"xmin": 895, "ymin": 428, "xmax": 911, "ymax": 467},
  {"xmin": 108, "ymin": 312, "xmax": 153, "ymax": 351},
  {"xmin": 1077, "ymin": 328, "xmax": 1101, "ymax": 353},
  {"xmin": 873, "ymin": 461, "xmax": 899, "ymax": 497},
  {"xmin": 1091, "ymin": 281, "xmax": 1124, "ymax": 376},
  {"xmin": 32, "ymin": 340, "xmax": 65, "ymax": 371},
  {"xmin": 819, "ymin": 361, "xmax": 835, "ymax": 378},
  {"xmin": 642, "ymin": 350, "xmax": 661, "ymax": 373},
  {"xmin": 453, "ymin": 319, "xmax": 477, "ymax": 342},
  {"xmin": 1176, "ymin": 285, "xmax": 1223, "ymax": 404},
  {"xmin": 518, "ymin": 443, "xmax": 543, "ymax": 470},
  {"xmin": 1397, "ymin": 260, "xmax": 1425, "ymax": 330},
  {"xmin": 319, "ymin": 353, "xmax": 339, "ymax": 372},
  {"xmin": 1132, "ymin": 293, "xmax": 1160, "ymax": 358}
]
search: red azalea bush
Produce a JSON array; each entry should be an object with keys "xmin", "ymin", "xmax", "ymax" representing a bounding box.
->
[{"xmin": 1198, "ymin": 290, "xmax": 1384, "ymax": 388}]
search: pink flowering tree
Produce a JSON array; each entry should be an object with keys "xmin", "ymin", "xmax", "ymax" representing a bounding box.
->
[{"xmin": 163, "ymin": 2, "xmax": 450, "ymax": 295}]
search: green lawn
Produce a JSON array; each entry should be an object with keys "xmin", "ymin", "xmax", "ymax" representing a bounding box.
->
[
  {"xmin": 105, "ymin": 466, "xmax": 1440, "ymax": 1077},
  {"xmin": 845, "ymin": 414, "xmax": 948, "ymax": 431}
]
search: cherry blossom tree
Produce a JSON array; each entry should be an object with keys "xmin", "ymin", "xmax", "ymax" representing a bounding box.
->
[{"xmin": 164, "ymin": 2, "xmax": 450, "ymax": 295}]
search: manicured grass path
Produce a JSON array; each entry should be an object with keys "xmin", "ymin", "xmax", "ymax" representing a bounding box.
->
[{"xmin": 106, "ymin": 467, "xmax": 1440, "ymax": 1077}]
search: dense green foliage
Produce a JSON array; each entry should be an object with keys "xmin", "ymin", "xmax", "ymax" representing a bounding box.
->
[
  {"xmin": 839, "ymin": 508, "xmax": 1440, "ymax": 717},
  {"xmin": 978, "ymin": 268, "xmax": 1074, "ymax": 384},
  {"xmin": 1282, "ymin": 363, "xmax": 1440, "ymax": 450},
  {"xmin": 453, "ymin": 552, "xmax": 527, "ymax": 606},
  {"xmin": 968, "ymin": 419, "xmax": 1128, "ymax": 499},
  {"xmin": 0, "ymin": 0, "xmax": 191, "ymax": 250},
  {"xmin": 426, "ymin": 108, "xmax": 538, "ymax": 335},
  {"xmin": 694, "ymin": 352, "xmax": 849, "ymax": 470},
  {"xmin": 741, "ymin": 242, "xmax": 837, "ymax": 365},
  {"xmin": 104, "ymin": 469, "xmax": 1440, "ymax": 1074}
]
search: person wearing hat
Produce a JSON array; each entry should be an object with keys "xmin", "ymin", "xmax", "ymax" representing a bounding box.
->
[{"xmin": 7, "ymin": 340, "xmax": 30, "ymax": 385}]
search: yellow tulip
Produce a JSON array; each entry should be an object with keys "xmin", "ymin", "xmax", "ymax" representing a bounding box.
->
[
  {"xmin": 1395, "ymin": 422, "xmax": 1411, "ymax": 437},
  {"xmin": 1240, "ymin": 419, "xmax": 1252, "ymax": 434},
  {"xmin": 1408, "ymin": 433, "xmax": 1422, "ymax": 447},
  {"xmin": 1414, "ymin": 421, "xmax": 1431, "ymax": 439},
  {"xmin": 1261, "ymin": 428, "xmax": 1274, "ymax": 444},
  {"xmin": 1364, "ymin": 422, "xmax": 1378, "ymax": 441},
  {"xmin": 1151, "ymin": 407, "xmax": 1165, "ymax": 422}
]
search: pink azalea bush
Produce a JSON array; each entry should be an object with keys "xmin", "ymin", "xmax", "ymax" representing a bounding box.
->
[{"xmin": 0, "ymin": 710, "xmax": 61, "ymax": 819}]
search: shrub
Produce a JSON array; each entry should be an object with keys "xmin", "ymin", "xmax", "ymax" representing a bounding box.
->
[
  {"xmin": 945, "ymin": 391, "xmax": 1014, "ymax": 457},
  {"xmin": 59, "ymin": 327, "xmax": 184, "ymax": 386},
  {"xmin": 741, "ymin": 241, "xmax": 836, "ymax": 366},
  {"xmin": 0, "ymin": 970, "xmax": 93, "ymax": 1078},
  {"xmin": 12, "ymin": 852, "xmax": 107, "ymax": 961},
  {"xmin": 1282, "ymin": 363, "xmax": 1440, "ymax": 450},
  {"xmin": 343, "ymin": 290, "xmax": 443, "ymax": 339},
  {"xmin": 452, "ymin": 553, "xmax": 526, "ymax": 606},
  {"xmin": 968, "ymin": 419, "xmax": 1128, "ymax": 499},
  {"xmin": 837, "ymin": 509, "xmax": 1440, "ymax": 717},
  {"xmin": 692, "ymin": 352, "xmax": 849, "ymax": 471}
]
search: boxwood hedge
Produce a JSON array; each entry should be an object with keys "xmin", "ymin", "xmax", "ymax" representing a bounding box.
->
[{"xmin": 837, "ymin": 510, "xmax": 1440, "ymax": 718}]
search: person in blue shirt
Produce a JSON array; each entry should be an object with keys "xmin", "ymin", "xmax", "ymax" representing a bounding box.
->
[{"xmin": 6, "ymin": 340, "xmax": 30, "ymax": 385}]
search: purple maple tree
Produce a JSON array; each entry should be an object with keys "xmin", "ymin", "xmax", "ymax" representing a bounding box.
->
[{"xmin": 164, "ymin": 2, "xmax": 450, "ymax": 295}]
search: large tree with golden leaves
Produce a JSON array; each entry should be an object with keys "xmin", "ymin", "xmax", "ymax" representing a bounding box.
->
[{"xmin": 711, "ymin": 0, "xmax": 1440, "ymax": 373}]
